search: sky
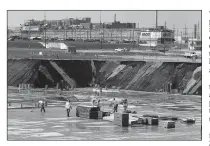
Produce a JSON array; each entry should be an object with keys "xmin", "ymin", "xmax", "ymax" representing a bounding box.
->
[{"xmin": 8, "ymin": 11, "xmax": 201, "ymax": 31}]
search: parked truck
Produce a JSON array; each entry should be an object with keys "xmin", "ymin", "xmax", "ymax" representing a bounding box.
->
[{"xmin": 184, "ymin": 52, "xmax": 198, "ymax": 59}]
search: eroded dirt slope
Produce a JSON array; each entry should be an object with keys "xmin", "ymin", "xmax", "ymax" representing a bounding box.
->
[{"xmin": 7, "ymin": 59, "xmax": 201, "ymax": 95}]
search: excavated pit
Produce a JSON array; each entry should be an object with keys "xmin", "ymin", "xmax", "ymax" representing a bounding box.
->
[{"xmin": 7, "ymin": 59, "xmax": 201, "ymax": 95}]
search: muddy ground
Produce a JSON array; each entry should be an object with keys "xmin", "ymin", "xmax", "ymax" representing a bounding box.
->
[{"xmin": 7, "ymin": 87, "xmax": 201, "ymax": 140}]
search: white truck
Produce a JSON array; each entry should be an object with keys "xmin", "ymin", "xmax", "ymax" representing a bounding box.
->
[
  {"xmin": 114, "ymin": 48, "xmax": 130, "ymax": 52},
  {"xmin": 184, "ymin": 52, "xmax": 198, "ymax": 59}
]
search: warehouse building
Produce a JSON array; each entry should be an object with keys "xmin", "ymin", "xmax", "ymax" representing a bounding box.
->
[{"xmin": 139, "ymin": 26, "xmax": 175, "ymax": 45}]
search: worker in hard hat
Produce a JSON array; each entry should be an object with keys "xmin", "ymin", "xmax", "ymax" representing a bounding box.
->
[
  {"xmin": 39, "ymin": 100, "xmax": 45, "ymax": 113},
  {"xmin": 123, "ymin": 99, "xmax": 128, "ymax": 113},
  {"xmin": 113, "ymin": 98, "xmax": 118, "ymax": 113},
  {"xmin": 65, "ymin": 99, "xmax": 72, "ymax": 117},
  {"xmin": 92, "ymin": 97, "xmax": 99, "ymax": 106},
  {"xmin": 97, "ymin": 100, "xmax": 101, "ymax": 111}
]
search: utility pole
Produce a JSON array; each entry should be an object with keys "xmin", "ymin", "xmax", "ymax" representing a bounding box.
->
[
  {"xmin": 163, "ymin": 21, "xmax": 167, "ymax": 53},
  {"xmin": 65, "ymin": 17, "xmax": 68, "ymax": 41},
  {"xmin": 29, "ymin": 20, "xmax": 31, "ymax": 39},
  {"xmin": 194, "ymin": 24, "xmax": 197, "ymax": 39},
  {"xmin": 191, "ymin": 31, "xmax": 194, "ymax": 51},
  {"xmin": 185, "ymin": 24, "xmax": 188, "ymax": 43},
  {"xmin": 172, "ymin": 24, "xmax": 175, "ymax": 44},
  {"xmin": 156, "ymin": 10, "xmax": 158, "ymax": 28},
  {"xmin": 181, "ymin": 31, "xmax": 183, "ymax": 47},
  {"xmin": 63, "ymin": 19, "xmax": 65, "ymax": 42},
  {"xmin": 28, "ymin": 21, "xmax": 31, "ymax": 55},
  {"xmin": 133, "ymin": 24, "xmax": 135, "ymax": 48},
  {"xmin": 100, "ymin": 11, "xmax": 102, "ymax": 49},
  {"xmin": 44, "ymin": 11, "xmax": 46, "ymax": 49},
  {"xmin": 137, "ymin": 32, "xmax": 140, "ymax": 49},
  {"xmin": 197, "ymin": 21, "xmax": 200, "ymax": 39}
]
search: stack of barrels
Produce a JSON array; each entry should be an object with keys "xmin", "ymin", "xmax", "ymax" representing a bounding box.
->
[{"xmin": 76, "ymin": 105, "xmax": 102, "ymax": 119}]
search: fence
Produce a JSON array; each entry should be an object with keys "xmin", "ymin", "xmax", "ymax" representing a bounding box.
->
[
  {"xmin": 8, "ymin": 27, "xmax": 201, "ymax": 51},
  {"xmin": 8, "ymin": 27, "xmax": 200, "ymax": 40}
]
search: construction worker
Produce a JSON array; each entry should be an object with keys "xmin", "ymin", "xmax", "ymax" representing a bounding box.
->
[
  {"xmin": 97, "ymin": 100, "xmax": 101, "ymax": 111},
  {"xmin": 100, "ymin": 87, "xmax": 102, "ymax": 96},
  {"xmin": 60, "ymin": 80, "xmax": 64, "ymax": 91},
  {"xmin": 123, "ymin": 99, "xmax": 128, "ymax": 113},
  {"xmin": 65, "ymin": 99, "xmax": 71, "ymax": 117},
  {"xmin": 92, "ymin": 99, "xmax": 96, "ymax": 106},
  {"xmin": 39, "ymin": 100, "xmax": 45, "ymax": 113},
  {"xmin": 113, "ymin": 98, "xmax": 118, "ymax": 113}
]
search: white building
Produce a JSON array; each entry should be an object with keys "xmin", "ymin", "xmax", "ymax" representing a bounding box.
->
[
  {"xmin": 139, "ymin": 28, "xmax": 174, "ymax": 45},
  {"xmin": 188, "ymin": 39, "xmax": 202, "ymax": 50}
]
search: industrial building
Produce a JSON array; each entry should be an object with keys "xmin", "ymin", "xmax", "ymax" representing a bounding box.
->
[
  {"xmin": 109, "ymin": 21, "xmax": 136, "ymax": 29},
  {"xmin": 101, "ymin": 14, "xmax": 136, "ymax": 29},
  {"xmin": 21, "ymin": 17, "xmax": 92, "ymax": 31},
  {"xmin": 69, "ymin": 17, "xmax": 91, "ymax": 25},
  {"xmin": 20, "ymin": 15, "xmax": 137, "ymax": 31},
  {"xmin": 139, "ymin": 26, "xmax": 175, "ymax": 45},
  {"xmin": 21, "ymin": 19, "xmax": 41, "ymax": 32}
]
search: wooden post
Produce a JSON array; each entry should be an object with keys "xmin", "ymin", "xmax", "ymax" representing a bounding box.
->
[
  {"xmin": 56, "ymin": 82, "xmax": 59, "ymax": 89},
  {"xmin": 24, "ymin": 84, "xmax": 27, "ymax": 90},
  {"xmin": 45, "ymin": 85, "xmax": 48, "ymax": 90},
  {"xmin": 28, "ymin": 84, "xmax": 30, "ymax": 89},
  {"xmin": 19, "ymin": 84, "xmax": 21, "ymax": 93}
]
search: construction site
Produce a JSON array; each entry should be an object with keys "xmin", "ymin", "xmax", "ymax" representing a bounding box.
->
[{"xmin": 7, "ymin": 11, "xmax": 202, "ymax": 141}]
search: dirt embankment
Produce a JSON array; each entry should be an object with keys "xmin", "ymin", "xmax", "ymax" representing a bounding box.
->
[{"xmin": 7, "ymin": 59, "xmax": 201, "ymax": 95}]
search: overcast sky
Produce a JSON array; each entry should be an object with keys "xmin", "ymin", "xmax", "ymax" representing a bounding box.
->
[{"xmin": 8, "ymin": 11, "xmax": 201, "ymax": 30}]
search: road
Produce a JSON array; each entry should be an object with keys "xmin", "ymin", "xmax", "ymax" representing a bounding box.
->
[
  {"xmin": 8, "ymin": 48, "xmax": 201, "ymax": 63},
  {"xmin": 7, "ymin": 40, "xmax": 201, "ymax": 63}
]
